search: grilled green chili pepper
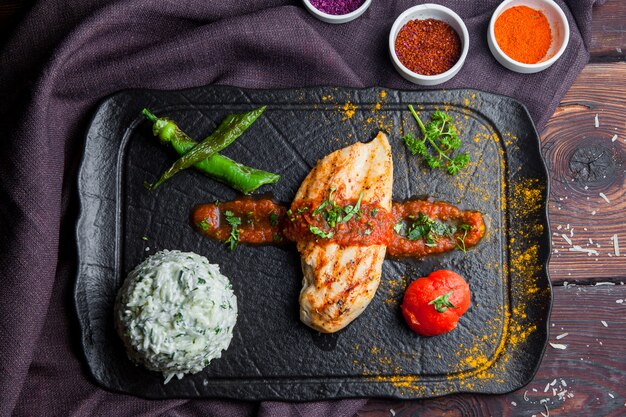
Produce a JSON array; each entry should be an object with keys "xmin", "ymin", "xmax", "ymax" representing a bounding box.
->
[{"xmin": 143, "ymin": 106, "xmax": 279, "ymax": 193}]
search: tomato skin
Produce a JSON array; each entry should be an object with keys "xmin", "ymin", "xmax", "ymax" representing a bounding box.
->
[{"xmin": 401, "ymin": 270, "xmax": 470, "ymax": 336}]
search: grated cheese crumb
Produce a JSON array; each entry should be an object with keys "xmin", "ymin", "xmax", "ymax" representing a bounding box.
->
[
  {"xmin": 591, "ymin": 210, "xmax": 596, "ymax": 215},
  {"xmin": 550, "ymin": 343, "xmax": 567, "ymax": 350},
  {"xmin": 556, "ymin": 333, "xmax": 568, "ymax": 339},
  {"xmin": 617, "ymin": 299, "xmax": 624, "ymax": 304},
  {"xmin": 390, "ymin": 409, "xmax": 396, "ymax": 416},
  {"xmin": 609, "ymin": 393, "xmax": 615, "ymax": 398},
  {"xmin": 594, "ymin": 114, "xmax": 599, "ymax": 128},
  {"xmin": 601, "ymin": 320, "xmax": 608, "ymax": 327},
  {"xmin": 569, "ymin": 246, "xmax": 599, "ymax": 255},
  {"xmin": 544, "ymin": 382, "xmax": 551, "ymax": 392},
  {"xmin": 612, "ymin": 134, "xmax": 618, "ymax": 142},
  {"xmin": 599, "ymin": 192, "xmax": 610, "ymax": 203},
  {"xmin": 561, "ymin": 234, "xmax": 573, "ymax": 245},
  {"xmin": 511, "ymin": 401, "xmax": 517, "ymax": 406},
  {"xmin": 611, "ymin": 234, "xmax": 620, "ymax": 256}
]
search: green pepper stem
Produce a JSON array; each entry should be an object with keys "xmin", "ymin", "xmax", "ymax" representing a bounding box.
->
[{"xmin": 142, "ymin": 108, "xmax": 158, "ymax": 123}]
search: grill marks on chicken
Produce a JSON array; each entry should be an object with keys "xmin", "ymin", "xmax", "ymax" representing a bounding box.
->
[{"xmin": 294, "ymin": 132, "xmax": 393, "ymax": 333}]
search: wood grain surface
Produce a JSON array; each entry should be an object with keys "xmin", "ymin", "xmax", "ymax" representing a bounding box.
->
[
  {"xmin": 543, "ymin": 63, "xmax": 625, "ymax": 283},
  {"xmin": 590, "ymin": 0, "xmax": 626, "ymax": 62}
]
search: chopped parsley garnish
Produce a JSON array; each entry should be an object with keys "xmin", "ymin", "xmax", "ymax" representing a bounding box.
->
[
  {"xmin": 395, "ymin": 212, "xmax": 457, "ymax": 247},
  {"xmin": 341, "ymin": 192, "xmax": 363, "ymax": 223},
  {"xmin": 403, "ymin": 105, "xmax": 470, "ymax": 175},
  {"xmin": 141, "ymin": 236, "xmax": 149, "ymax": 241},
  {"xmin": 197, "ymin": 278, "xmax": 206, "ymax": 285},
  {"xmin": 312, "ymin": 188, "xmax": 365, "ymax": 228},
  {"xmin": 309, "ymin": 225, "xmax": 334, "ymax": 239},
  {"xmin": 269, "ymin": 212, "xmax": 279, "ymax": 226},
  {"xmin": 297, "ymin": 207, "xmax": 309, "ymax": 213},
  {"xmin": 371, "ymin": 208, "xmax": 379, "ymax": 217},
  {"xmin": 196, "ymin": 219, "xmax": 210, "ymax": 231},
  {"xmin": 223, "ymin": 210, "xmax": 241, "ymax": 251},
  {"xmin": 428, "ymin": 290, "xmax": 456, "ymax": 313}
]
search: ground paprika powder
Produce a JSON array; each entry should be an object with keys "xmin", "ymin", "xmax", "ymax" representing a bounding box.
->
[{"xmin": 494, "ymin": 5, "xmax": 552, "ymax": 64}]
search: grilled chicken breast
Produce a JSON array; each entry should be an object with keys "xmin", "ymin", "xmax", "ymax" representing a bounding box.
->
[{"xmin": 293, "ymin": 132, "xmax": 393, "ymax": 333}]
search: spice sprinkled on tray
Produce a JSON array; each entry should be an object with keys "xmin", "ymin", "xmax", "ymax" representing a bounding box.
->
[
  {"xmin": 494, "ymin": 6, "xmax": 552, "ymax": 64},
  {"xmin": 394, "ymin": 18, "xmax": 461, "ymax": 75}
]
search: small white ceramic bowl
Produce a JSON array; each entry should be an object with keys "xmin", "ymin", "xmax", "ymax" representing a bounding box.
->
[
  {"xmin": 302, "ymin": 0, "xmax": 372, "ymax": 24},
  {"xmin": 488, "ymin": 0, "xmax": 570, "ymax": 73},
  {"xmin": 389, "ymin": 4, "xmax": 469, "ymax": 86}
]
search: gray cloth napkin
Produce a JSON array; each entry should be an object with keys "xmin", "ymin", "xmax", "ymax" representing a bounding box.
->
[{"xmin": 0, "ymin": 0, "xmax": 599, "ymax": 415}]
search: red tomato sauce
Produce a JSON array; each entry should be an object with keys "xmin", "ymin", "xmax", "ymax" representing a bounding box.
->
[
  {"xmin": 387, "ymin": 200, "xmax": 485, "ymax": 257},
  {"xmin": 192, "ymin": 198, "xmax": 485, "ymax": 257},
  {"xmin": 281, "ymin": 201, "xmax": 394, "ymax": 246},
  {"xmin": 192, "ymin": 199, "xmax": 286, "ymax": 244}
]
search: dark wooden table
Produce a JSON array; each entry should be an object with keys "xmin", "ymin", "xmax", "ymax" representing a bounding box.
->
[{"xmin": 2, "ymin": 1, "xmax": 624, "ymax": 416}]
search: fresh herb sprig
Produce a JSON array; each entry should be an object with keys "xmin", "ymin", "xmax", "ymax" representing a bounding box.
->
[
  {"xmin": 403, "ymin": 105, "xmax": 470, "ymax": 175},
  {"xmin": 428, "ymin": 290, "xmax": 456, "ymax": 313},
  {"xmin": 223, "ymin": 210, "xmax": 241, "ymax": 251},
  {"xmin": 455, "ymin": 223, "xmax": 472, "ymax": 253}
]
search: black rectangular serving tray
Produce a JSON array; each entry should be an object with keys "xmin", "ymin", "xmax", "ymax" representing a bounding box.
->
[{"xmin": 75, "ymin": 86, "xmax": 552, "ymax": 400}]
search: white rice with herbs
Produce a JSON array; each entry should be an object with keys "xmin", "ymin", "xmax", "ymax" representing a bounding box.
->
[{"xmin": 115, "ymin": 250, "xmax": 237, "ymax": 384}]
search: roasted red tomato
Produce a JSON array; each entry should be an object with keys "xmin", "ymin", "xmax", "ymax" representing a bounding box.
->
[{"xmin": 401, "ymin": 270, "xmax": 470, "ymax": 336}]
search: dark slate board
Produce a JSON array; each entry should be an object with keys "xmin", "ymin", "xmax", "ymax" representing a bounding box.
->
[{"xmin": 75, "ymin": 86, "xmax": 552, "ymax": 400}]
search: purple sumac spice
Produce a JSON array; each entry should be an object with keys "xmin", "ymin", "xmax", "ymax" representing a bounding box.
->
[{"xmin": 310, "ymin": 0, "xmax": 366, "ymax": 15}]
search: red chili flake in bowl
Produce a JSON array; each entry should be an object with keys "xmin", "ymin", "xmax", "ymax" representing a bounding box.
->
[
  {"xmin": 310, "ymin": 0, "xmax": 365, "ymax": 15},
  {"xmin": 394, "ymin": 19, "xmax": 462, "ymax": 76}
]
